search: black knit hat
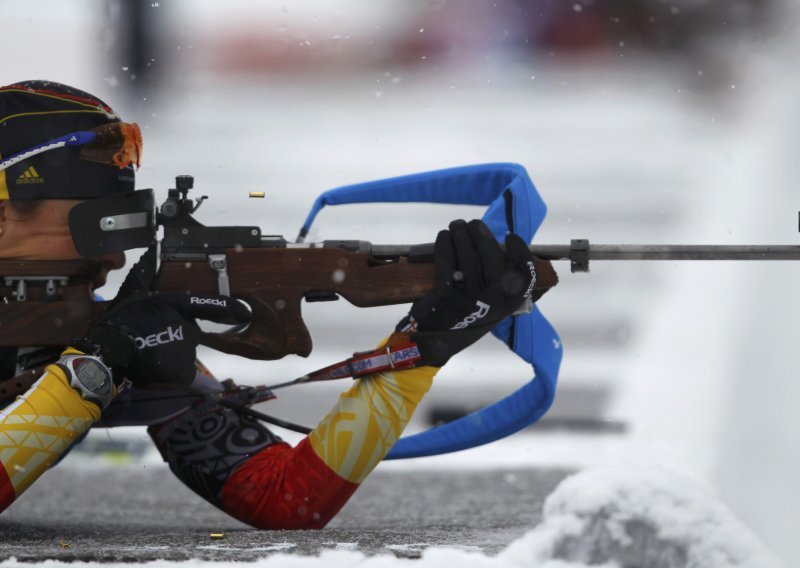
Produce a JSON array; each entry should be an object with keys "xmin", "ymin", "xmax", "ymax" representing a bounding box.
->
[{"xmin": 0, "ymin": 80, "xmax": 136, "ymax": 201}]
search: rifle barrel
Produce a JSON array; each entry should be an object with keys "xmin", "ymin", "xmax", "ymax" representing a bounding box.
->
[
  {"xmin": 369, "ymin": 241, "xmax": 800, "ymax": 267},
  {"xmin": 529, "ymin": 242, "xmax": 800, "ymax": 272},
  {"xmin": 531, "ymin": 244, "xmax": 800, "ymax": 261}
]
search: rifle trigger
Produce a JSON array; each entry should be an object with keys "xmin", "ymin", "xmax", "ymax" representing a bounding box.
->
[{"xmin": 208, "ymin": 254, "xmax": 231, "ymax": 296}]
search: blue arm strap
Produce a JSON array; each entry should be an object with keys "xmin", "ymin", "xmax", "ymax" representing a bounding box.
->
[{"xmin": 299, "ymin": 163, "xmax": 563, "ymax": 459}]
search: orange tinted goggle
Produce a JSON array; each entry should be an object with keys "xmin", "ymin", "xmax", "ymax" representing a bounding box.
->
[
  {"xmin": 79, "ymin": 122, "xmax": 142, "ymax": 169},
  {"xmin": 0, "ymin": 122, "xmax": 142, "ymax": 173}
]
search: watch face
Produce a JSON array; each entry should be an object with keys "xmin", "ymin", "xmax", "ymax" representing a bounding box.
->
[{"xmin": 73, "ymin": 358, "xmax": 111, "ymax": 395}]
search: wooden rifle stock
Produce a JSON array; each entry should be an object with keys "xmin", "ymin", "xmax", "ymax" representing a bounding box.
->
[
  {"xmin": 0, "ymin": 251, "xmax": 558, "ymax": 361},
  {"xmin": 157, "ymin": 248, "xmax": 558, "ymax": 360},
  {"xmin": 0, "ymin": 260, "xmax": 108, "ymax": 347}
]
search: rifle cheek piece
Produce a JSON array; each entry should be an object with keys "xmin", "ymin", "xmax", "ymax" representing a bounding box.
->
[{"xmin": 68, "ymin": 190, "xmax": 157, "ymax": 257}]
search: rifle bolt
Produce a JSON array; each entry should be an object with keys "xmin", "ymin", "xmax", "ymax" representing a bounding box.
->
[{"xmin": 160, "ymin": 200, "xmax": 179, "ymax": 218}]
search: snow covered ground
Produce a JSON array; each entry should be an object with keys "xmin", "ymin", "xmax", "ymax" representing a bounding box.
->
[
  {"xmin": 0, "ymin": 465, "xmax": 783, "ymax": 567},
  {"xmin": 2, "ymin": 1, "xmax": 799, "ymax": 566}
]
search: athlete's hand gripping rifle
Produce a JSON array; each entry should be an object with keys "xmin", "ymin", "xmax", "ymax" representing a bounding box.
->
[{"xmin": 0, "ymin": 175, "xmax": 559, "ymax": 358}]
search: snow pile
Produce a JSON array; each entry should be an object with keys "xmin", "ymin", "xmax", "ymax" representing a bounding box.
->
[
  {"xmin": 3, "ymin": 465, "xmax": 781, "ymax": 568},
  {"xmin": 503, "ymin": 465, "xmax": 783, "ymax": 568}
]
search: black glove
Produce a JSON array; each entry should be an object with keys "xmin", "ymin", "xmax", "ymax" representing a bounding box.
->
[
  {"xmin": 85, "ymin": 247, "xmax": 252, "ymax": 387},
  {"xmin": 400, "ymin": 219, "xmax": 536, "ymax": 367}
]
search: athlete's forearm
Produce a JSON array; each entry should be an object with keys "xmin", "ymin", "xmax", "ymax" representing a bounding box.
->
[
  {"xmin": 308, "ymin": 365, "xmax": 437, "ymax": 484},
  {"xmin": 0, "ymin": 349, "xmax": 101, "ymax": 513}
]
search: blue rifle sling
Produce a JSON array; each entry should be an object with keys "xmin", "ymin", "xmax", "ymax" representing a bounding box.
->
[{"xmin": 299, "ymin": 163, "xmax": 563, "ymax": 459}]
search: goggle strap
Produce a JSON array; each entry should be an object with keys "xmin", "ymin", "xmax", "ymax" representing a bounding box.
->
[{"xmin": 0, "ymin": 131, "xmax": 96, "ymax": 173}]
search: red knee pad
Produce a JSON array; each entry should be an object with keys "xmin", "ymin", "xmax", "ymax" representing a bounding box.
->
[{"xmin": 219, "ymin": 437, "xmax": 359, "ymax": 530}]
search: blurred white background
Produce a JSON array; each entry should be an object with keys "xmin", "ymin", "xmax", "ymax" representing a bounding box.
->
[{"xmin": 2, "ymin": 0, "xmax": 798, "ymax": 564}]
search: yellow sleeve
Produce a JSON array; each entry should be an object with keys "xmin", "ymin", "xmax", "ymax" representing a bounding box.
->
[
  {"xmin": 0, "ymin": 348, "xmax": 101, "ymax": 500},
  {"xmin": 309, "ymin": 354, "xmax": 438, "ymax": 484}
]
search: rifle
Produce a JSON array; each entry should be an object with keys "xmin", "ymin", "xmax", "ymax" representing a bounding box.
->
[
  {"xmin": 2, "ymin": 170, "xmax": 800, "ymax": 452},
  {"xmin": 4, "ymin": 174, "xmax": 800, "ymax": 354},
  {"xmin": 0, "ymin": 175, "xmax": 559, "ymax": 357}
]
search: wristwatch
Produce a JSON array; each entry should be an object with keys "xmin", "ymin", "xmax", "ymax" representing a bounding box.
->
[{"xmin": 56, "ymin": 354, "xmax": 115, "ymax": 409}]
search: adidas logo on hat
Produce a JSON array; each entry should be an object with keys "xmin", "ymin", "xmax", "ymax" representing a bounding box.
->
[{"xmin": 15, "ymin": 166, "xmax": 44, "ymax": 185}]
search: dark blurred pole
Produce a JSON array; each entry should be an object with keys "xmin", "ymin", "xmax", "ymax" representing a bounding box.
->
[
  {"xmin": 125, "ymin": 0, "xmax": 150, "ymax": 89},
  {"xmin": 104, "ymin": 0, "xmax": 167, "ymax": 106}
]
